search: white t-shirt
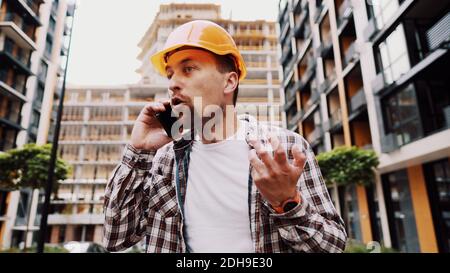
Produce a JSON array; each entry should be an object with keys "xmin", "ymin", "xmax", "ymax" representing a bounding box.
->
[{"xmin": 184, "ymin": 121, "xmax": 254, "ymax": 253}]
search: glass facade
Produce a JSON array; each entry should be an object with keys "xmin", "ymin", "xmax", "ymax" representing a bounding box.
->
[
  {"xmin": 424, "ymin": 159, "xmax": 450, "ymax": 253},
  {"xmin": 339, "ymin": 185, "xmax": 362, "ymax": 242},
  {"xmin": 376, "ymin": 24, "xmax": 411, "ymax": 85},
  {"xmin": 368, "ymin": 0, "xmax": 404, "ymax": 30},
  {"xmin": 382, "ymin": 83, "xmax": 422, "ymax": 146},
  {"xmin": 383, "ymin": 170, "xmax": 420, "ymax": 252}
]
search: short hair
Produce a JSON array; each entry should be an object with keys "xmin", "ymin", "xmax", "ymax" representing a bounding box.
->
[{"xmin": 213, "ymin": 54, "xmax": 240, "ymax": 106}]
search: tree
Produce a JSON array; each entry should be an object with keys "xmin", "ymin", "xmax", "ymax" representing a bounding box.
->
[
  {"xmin": 0, "ymin": 143, "xmax": 71, "ymax": 250},
  {"xmin": 316, "ymin": 146, "xmax": 379, "ymax": 247},
  {"xmin": 316, "ymin": 146, "xmax": 379, "ymax": 187}
]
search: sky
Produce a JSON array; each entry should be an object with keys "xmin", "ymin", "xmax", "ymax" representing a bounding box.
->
[{"xmin": 67, "ymin": 0, "xmax": 280, "ymax": 86}]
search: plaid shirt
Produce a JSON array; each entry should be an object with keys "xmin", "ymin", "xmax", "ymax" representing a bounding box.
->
[{"xmin": 103, "ymin": 115, "xmax": 347, "ymax": 253}]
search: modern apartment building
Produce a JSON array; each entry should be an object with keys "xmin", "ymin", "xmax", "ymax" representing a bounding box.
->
[
  {"xmin": 0, "ymin": 0, "xmax": 75, "ymax": 249},
  {"xmin": 46, "ymin": 3, "xmax": 283, "ymax": 245},
  {"xmin": 279, "ymin": 0, "xmax": 450, "ymax": 252}
]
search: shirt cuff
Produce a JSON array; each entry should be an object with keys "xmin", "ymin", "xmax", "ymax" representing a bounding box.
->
[
  {"xmin": 121, "ymin": 144, "xmax": 157, "ymax": 170},
  {"xmin": 264, "ymin": 197, "xmax": 311, "ymax": 220}
]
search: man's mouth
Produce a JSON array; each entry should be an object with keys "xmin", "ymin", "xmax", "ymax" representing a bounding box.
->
[{"xmin": 171, "ymin": 97, "xmax": 185, "ymax": 106}]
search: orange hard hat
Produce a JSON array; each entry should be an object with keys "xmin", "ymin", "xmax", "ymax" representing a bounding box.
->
[{"xmin": 150, "ymin": 20, "xmax": 247, "ymax": 81}]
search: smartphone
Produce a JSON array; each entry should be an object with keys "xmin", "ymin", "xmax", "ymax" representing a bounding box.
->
[{"xmin": 155, "ymin": 103, "xmax": 178, "ymax": 138}]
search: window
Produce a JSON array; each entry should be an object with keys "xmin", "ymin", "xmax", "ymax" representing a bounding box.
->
[
  {"xmin": 366, "ymin": 184, "xmax": 384, "ymax": 244},
  {"xmin": 15, "ymin": 189, "xmax": 32, "ymax": 226},
  {"xmin": 382, "ymin": 83, "xmax": 422, "ymax": 146},
  {"xmin": 414, "ymin": 76, "xmax": 450, "ymax": 135},
  {"xmin": 31, "ymin": 110, "xmax": 40, "ymax": 129},
  {"xmin": 0, "ymin": 125, "xmax": 18, "ymax": 151},
  {"xmin": 0, "ymin": 191, "xmax": 8, "ymax": 216},
  {"xmin": 376, "ymin": 24, "xmax": 410, "ymax": 85},
  {"xmin": 49, "ymin": 17, "xmax": 56, "ymax": 34},
  {"xmin": 38, "ymin": 61, "xmax": 48, "ymax": 82},
  {"xmin": 424, "ymin": 159, "xmax": 450, "ymax": 253},
  {"xmin": 369, "ymin": 0, "xmax": 404, "ymax": 30},
  {"xmin": 382, "ymin": 169, "xmax": 420, "ymax": 252},
  {"xmin": 338, "ymin": 185, "xmax": 362, "ymax": 242},
  {"xmin": 45, "ymin": 37, "xmax": 53, "ymax": 58}
]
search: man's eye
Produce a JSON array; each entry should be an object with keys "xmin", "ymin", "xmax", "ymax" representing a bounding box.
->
[{"xmin": 183, "ymin": 66, "xmax": 194, "ymax": 73}]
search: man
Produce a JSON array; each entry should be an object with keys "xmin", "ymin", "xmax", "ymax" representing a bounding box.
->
[{"xmin": 103, "ymin": 20, "xmax": 347, "ymax": 253}]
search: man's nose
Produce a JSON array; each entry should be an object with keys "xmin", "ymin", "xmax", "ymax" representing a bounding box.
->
[{"xmin": 168, "ymin": 74, "xmax": 182, "ymax": 95}]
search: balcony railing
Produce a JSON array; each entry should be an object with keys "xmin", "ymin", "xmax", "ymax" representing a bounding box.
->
[
  {"xmin": 349, "ymin": 87, "xmax": 366, "ymax": 114},
  {"xmin": 25, "ymin": 0, "xmax": 41, "ymax": 16},
  {"xmin": 363, "ymin": 17, "xmax": 381, "ymax": 41},
  {"xmin": 371, "ymin": 72, "xmax": 389, "ymax": 94},
  {"xmin": 0, "ymin": 12, "xmax": 35, "ymax": 40},
  {"xmin": 337, "ymin": 0, "xmax": 353, "ymax": 28},
  {"xmin": 314, "ymin": 1, "xmax": 325, "ymax": 23},
  {"xmin": 319, "ymin": 68, "xmax": 336, "ymax": 93},
  {"xmin": 329, "ymin": 108, "xmax": 343, "ymax": 129},
  {"xmin": 2, "ymin": 43, "xmax": 30, "ymax": 68},
  {"xmin": 343, "ymin": 41, "xmax": 359, "ymax": 67},
  {"xmin": 305, "ymin": 89, "xmax": 320, "ymax": 110},
  {"xmin": 306, "ymin": 126, "xmax": 323, "ymax": 143},
  {"xmin": 444, "ymin": 105, "xmax": 450, "ymax": 128},
  {"xmin": 317, "ymin": 34, "xmax": 333, "ymax": 58},
  {"xmin": 288, "ymin": 110, "xmax": 303, "ymax": 131},
  {"xmin": 381, "ymin": 133, "xmax": 399, "ymax": 153}
]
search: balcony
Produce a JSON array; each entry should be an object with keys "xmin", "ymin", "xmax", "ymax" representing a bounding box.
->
[
  {"xmin": 371, "ymin": 72, "xmax": 391, "ymax": 94},
  {"xmin": 0, "ymin": 12, "xmax": 37, "ymax": 50},
  {"xmin": 343, "ymin": 41, "xmax": 359, "ymax": 68},
  {"xmin": 337, "ymin": 0, "xmax": 353, "ymax": 29},
  {"xmin": 14, "ymin": 0, "xmax": 42, "ymax": 25},
  {"xmin": 305, "ymin": 89, "xmax": 320, "ymax": 110},
  {"xmin": 324, "ymin": 108, "xmax": 343, "ymax": 132},
  {"xmin": 293, "ymin": 11, "xmax": 309, "ymax": 38},
  {"xmin": 306, "ymin": 126, "xmax": 323, "ymax": 144},
  {"xmin": 348, "ymin": 87, "xmax": 366, "ymax": 115},
  {"xmin": 61, "ymin": 43, "xmax": 68, "ymax": 56},
  {"xmin": 301, "ymin": 56, "xmax": 317, "ymax": 84},
  {"xmin": 280, "ymin": 40, "xmax": 293, "ymax": 66},
  {"xmin": 316, "ymin": 35, "xmax": 333, "ymax": 59},
  {"xmin": 319, "ymin": 68, "xmax": 336, "ymax": 94},
  {"xmin": 381, "ymin": 133, "xmax": 399, "ymax": 153},
  {"xmin": 2, "ymin": 41, "xmax": 30, "ymax": 67},
  {"xmin": 314, "ymin": 1, "xmax": 325, "ymax": 23},
  {"xmin": 363, "ymin": 17, "xmax": 380, "ymax": 42},
  {"xmin": 284, "ymin": 56, "xmax": 297, "ymax": 79},
  {"xmin": 288, "ymin": 109, "xmax": 303, "ymax": 131},
  {"xmin": 444, "ymin": 106, "xmax": 450, "ymax": 128}
]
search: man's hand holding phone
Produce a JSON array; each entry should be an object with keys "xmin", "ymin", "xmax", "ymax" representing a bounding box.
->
[{"xmin": 130, "ymin": 101, "xmax": 174, "ymax": 151}]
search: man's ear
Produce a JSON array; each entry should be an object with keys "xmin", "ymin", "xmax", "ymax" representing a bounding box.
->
[{"xmin": 223, "ymin": 71, "xmax": 239, "ymax": 96}]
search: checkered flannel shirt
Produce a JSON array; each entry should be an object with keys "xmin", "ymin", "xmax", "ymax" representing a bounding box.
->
[{"xmin": 103, "ymin": 115, "xmax": 347, "ymax": 253}]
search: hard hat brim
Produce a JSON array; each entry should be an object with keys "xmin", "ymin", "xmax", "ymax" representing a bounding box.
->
[{"xmin": 151, "ymin": 43, "xmax": 247, "ymax": 81}]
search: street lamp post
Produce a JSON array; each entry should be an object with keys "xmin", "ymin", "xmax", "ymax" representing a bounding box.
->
[{"xmin": 37, "ymin": 2, "xmax": 77, "ymax": 253}]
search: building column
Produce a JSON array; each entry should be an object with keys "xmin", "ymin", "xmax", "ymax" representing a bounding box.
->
[
  {"xmin": 65, "ymin": 225, "xmax": 74, "ymax": 242},
  {"xmin": 93, "ymin": 225, "xmax": 103, "ymax": 244},
  {"xmin": 50, "ymin": 226, "xmax": 60, "ymax": 244},
  {"xmin": 407, "ymin": 165, "xmax": 438, "ymax": 253},
  {"xmin": 1, "ymin": 191, "xmax": 20, "ymax": 249},
  {"xmin": 374, "ymin": 173, "xmax": 392, "ymax": 248},
  {"xmin": 356, "ymin": 185, "xmax": 373, "ymax": 244}
]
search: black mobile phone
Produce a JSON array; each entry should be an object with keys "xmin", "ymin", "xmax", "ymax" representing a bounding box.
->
[{"xmin": 155, "ymin": 103, "xmax": 178, "ymax": 138}]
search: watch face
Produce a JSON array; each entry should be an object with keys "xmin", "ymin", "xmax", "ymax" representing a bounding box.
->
[{"xmin": 283, "ymin": 201, "xmax": 298, "ymax": 212}]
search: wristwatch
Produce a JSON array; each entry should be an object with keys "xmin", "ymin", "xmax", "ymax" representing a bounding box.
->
[{"xmin": 272, "ymin": 192, "xmax": 301, "ymax": 214}]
